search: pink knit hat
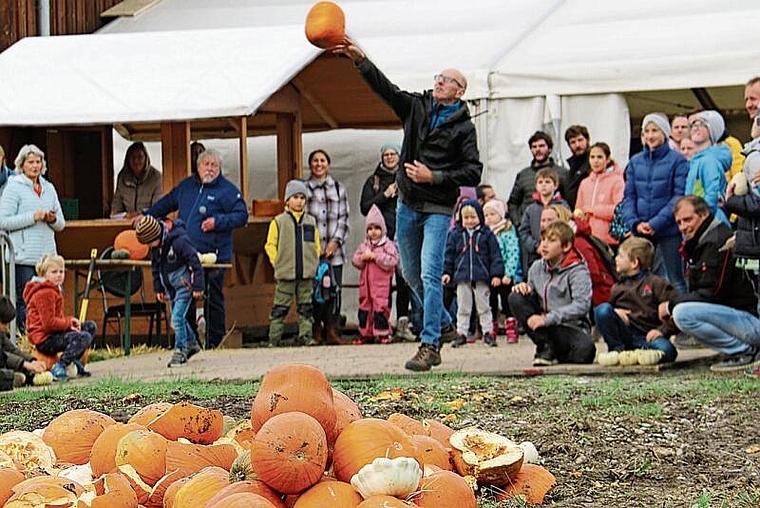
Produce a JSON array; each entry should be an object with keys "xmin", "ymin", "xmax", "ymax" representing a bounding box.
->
[{"xmin": 483, "ymin": 198, "xmax": 507, "ymax": 219}]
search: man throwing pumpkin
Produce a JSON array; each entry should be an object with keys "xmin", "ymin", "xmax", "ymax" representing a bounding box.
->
[{"xmin": 334, "ymin": 38, "xmax": 483, "ymax": 371}]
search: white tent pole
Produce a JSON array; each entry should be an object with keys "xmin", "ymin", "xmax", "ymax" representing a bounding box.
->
[{"xmin": 38, "ymin": 0, "xmax": 50, "ymax": 37}]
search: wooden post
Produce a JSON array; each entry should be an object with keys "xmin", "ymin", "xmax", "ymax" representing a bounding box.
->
[
  {"xmin": 160, "ymin": 121, "xmax": 190, "ymax": 191},
  {"xmin": 238, "ymin": 116, "xmax": 248, "ymax": 205},
  {"xmin": 275, "ymin": 112, "xmax": 303, "ymax": 199}
]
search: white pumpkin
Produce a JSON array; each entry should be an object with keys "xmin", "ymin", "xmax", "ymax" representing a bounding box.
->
[
  {"xmin": 636, "ymin": 349, "xmax": 664, "ymax": 366},
  {"xmin": 350, "ymin": 456, "xmax": 422, "ymax": 499},
  {"xmin": 519, "ymin": 441, "xmax": 540, "ymax": 464},
  {"xmin": 597, "ymin": 351, "xmax": 619, "ymax": 367},
  {"xmin": 618, "ymin": 350, "xmax": 639, "ymax": 366}
]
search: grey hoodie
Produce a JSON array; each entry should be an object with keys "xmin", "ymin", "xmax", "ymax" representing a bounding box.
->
[{"xmin": 527, "ymin": 247, "xmax": 592, "ymax": 330}]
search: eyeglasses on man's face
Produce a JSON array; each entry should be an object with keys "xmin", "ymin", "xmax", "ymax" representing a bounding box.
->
[{"xmin": 434, "ymin": 74, "xmax": 463, "ymax": 88}]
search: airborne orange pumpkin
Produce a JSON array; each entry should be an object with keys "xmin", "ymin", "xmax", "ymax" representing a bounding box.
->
[
  {"xmin": 250, "ymin": 411, "xmax": 328, "ymax": 494},
  {"xmin": 304, "ymin": 1, "xmax": 345, "ymax": 49},
  {"xmin": 42, "ymin": 409, "xmax": 116, "ymax": 465}
]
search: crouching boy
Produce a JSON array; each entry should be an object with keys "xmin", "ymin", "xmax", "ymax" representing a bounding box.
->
[
  {"xmin": 508, "ymin": 221, "xmax": 596, "ymax": 366},
  {"xmin": 265, "ymin": 180, "xmax": 321, "ymax": 346},
  {"xmin": 595, "ymin": 237, "xmax": 679, "ymax": 365},
  {"xmin": 0, "ymin": 296, "xmax": 52, "ymax": 389}
]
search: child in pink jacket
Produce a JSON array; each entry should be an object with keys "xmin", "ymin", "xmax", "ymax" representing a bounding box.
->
[
  {"xmin": 352, "ymin": 205, "xmax": 399, "ymax": 344},
  {"xmin": 575, "ymin": 142, "xmax": 625, "ymax": 247}
]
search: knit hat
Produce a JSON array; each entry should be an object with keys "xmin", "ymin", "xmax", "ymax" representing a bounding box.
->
[
  {"xmin": 695, "ymin": 110, "xmax": 725, "ymax": 145},
  {"xmin": 365, "ymin": 204, "xmax": 387, "ymax": 237},
  {"xmin": 642, "ymin": 113, "xmax": 671, "ymax": 139},
  {"xmin": 483, "ymin": 198, "xmax": 507, "ymax": 219},
  {"xmin": 284, "ymin": 179, "xmax": 308, "ymax": 202},
  {"xmin": 135, "ymin": 215, "xmax": 163, "ymax": 245},
  {"xmin": 380, "ymin": 142, "xmax": 401, "ymax": 157}
]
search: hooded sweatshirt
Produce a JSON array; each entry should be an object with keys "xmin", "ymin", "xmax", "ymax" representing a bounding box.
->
[
  {"xmin": 352, "ymin": 205, "xmax": 399, "ymax": 302},
  {"xmin": 23, "ymin": 277, "xmax": 72, "ymax": 346},
  {"xmin": 443, "ymin": 199, "xmax": 504, "ymax": 284}
]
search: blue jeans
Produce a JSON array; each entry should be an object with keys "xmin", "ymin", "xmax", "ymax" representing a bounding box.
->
[
  {"xmin": 653, "ymin": 234, "xmax": 686, "ymax": 294},
  {"xmin": 168, "ymin": 268, "xmax": 196, "ymax": 351},
  {"xmin": 396, "ymin": 201, "xmax": 451, "ymax": 348},
  {"xmin": 594, "ymin": 303, "xmax": 677, "ymax": 362},
  {"xmin": 14, "ymin": 264, "xmax": 36, "ymax": 332},
  {"xmin": 672, "ymin": 302, "xmax": 760, "ymax": 355}
]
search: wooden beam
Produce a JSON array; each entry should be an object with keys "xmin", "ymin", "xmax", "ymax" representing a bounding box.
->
[
  {"xmin": 160, "ymin": 121, "xmax": 189, "ymax": 192},
  {"xmin": 102, "ymin": 0, "xmax": 160, "ymax": 17},
  {"xmin": 101, "ymin": 128, "xmax": 114, "ymax": 216},
  {"xmin": 238, "ymin": 116, "xmax": 249, "ymax": 205},
  {"xmin": 291, "ymin": 77, "xmax": 339, "ymax": 129}
]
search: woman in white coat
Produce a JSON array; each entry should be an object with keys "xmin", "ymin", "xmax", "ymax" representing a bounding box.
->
[{"xmin": 0, "ymin": 144, "xmax": 65, "ymax": 332}]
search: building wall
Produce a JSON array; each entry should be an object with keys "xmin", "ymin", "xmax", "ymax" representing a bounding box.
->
[{"xmin": 0, "ymin": 0, "xmax": 121, "ymax": 51}]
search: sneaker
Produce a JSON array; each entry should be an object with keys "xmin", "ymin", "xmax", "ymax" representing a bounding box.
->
[
  {"xmin": 532, "ymin": 356, "xmax": 558, "ymax": 366},
  {"xmin": 674, "ymin": 332, "xmax": 705, "ymax": 349},
  {"xmin": 187, "ymin": 339, "xmax": 202, "ymax": 359},
  {"xmin": 744, "ymin": 365, "xmax": 760, "ymax": 377},
  {"xmin": 32, "ymin": 371, "xmax": 54, "ymax": 386},
  {"xmin": 167, "ymin": 349, "xmax": 188, "ymax": 368},
  {"xmin": 379, "ymin": 336, "xmax": 393, "ymax": 344},
  {"xmin": 440, "ymin": 324, "xmax": 457, "ymax": 344},
  {"xmin": 13, "ymin": 372, "xmax": 26, "ymax": 388},
  {"xmin": 483, "ymin": 333, "xmax": 498, "ymax": 347},
  {"xmin": 50, "ymin": 362, "xmax": 68, "ymax": 381},
  {"xmin": 710, "ymin": 348, "xmax": 760, "ymax": 373},
  {"xmin": 73, "ymin": 359, "xmax": 91, "ymax": 377},
  {"xmin": 405, "ymin": 344, "xmax": 441, "ymax": 371},
  {"xmin": 394, "ymin": 317, "xmax": 417, "ymax": 342},
  {"xmin": 451, "ymin": 334, "xmax": 467, "ymax": 348}
]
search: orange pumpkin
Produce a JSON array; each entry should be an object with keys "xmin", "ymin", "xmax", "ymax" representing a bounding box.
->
[
  {"xmin": 251, "ymin": 364, "xmax": 337, "ymax": 442},
  {"xmin": 332, "ymin": 388, "xmax": 362, "ymax": 438},
  {"xmin": 409, "ymin": 435, "xmax": 453, "ymax": 471},
  {"xmin": 114, "ymin": 229, "xmax": 150, "ymax": 260},
  {"xmin": 207, "ymin": 492, "xmax": 277, "ymax": 508},
  {"xmin": 164, "ymin": 440, "xmax": 238, "ymax": 477},
  {"xmin": 332, "ymin": 418, "xmax": 419, "ymax": 483},
  {"xmin": 172, "ymin": 466, "xmax": 230, "ymax": 507},
  {"xmin": 114, "ymin": 429, "xmax": 168, "ymax": 486},
  {"xmin": 7, "ymin": 476, "xmax": 85, "ymax": 506},
  {"xmin": 421, "ymin": 419, "xmax": 454, "ymax": 450},
  {"xmin": 128, "ymin": 402, "xmax": 173, "ymax": 426},
  {"xmin": 357, "ymin": 495, "xmax": 415, "ymax": 507},
  {"xmin": 412, "ymin": 470, "xmax": 476, "ymax": 508},
  {"xmin": 304, "ymin": 1, "xmax": 345, "ymax": 49},
  {"xmin": 495, "ymin": 463, "xmax": 557, "ymax": 505},
  {"xmin": 0, "ymin": 467, "xmax": 24, "ymax": 505},
  {"xmin": 83, "ymin": 472, "xmax": 139, "ymax": 508},
  {"xmin": 42, "ymin": 409, "xmax": 116, "ymax": 465},
  {"xmin": 387, "ymin": 413, "xmax": 426, "ymax": 436},
  {"xmin": 147, "ymin": 401, "xmax": 224, "ymax": 444},
  {"xmin": 90, "ymin": 423, "xmax": 147, "ymax": 476},
  {"xmin": 293, "ymin": 480, "xmax": 362, "ymax": 508},
  {"xmin": 206, "ymin": 481, "xmax": 285, "ymax": 508},
  {"xmin": 251, "ymin": 411, "xmax": 328, "ymax": 494},
  {"xmin": 156, "ymin": 474, "xmax": 188, "ymax": 508}
]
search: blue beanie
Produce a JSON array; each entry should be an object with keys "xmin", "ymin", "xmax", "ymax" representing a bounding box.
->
[{"xmin": 380, "ymin": 143, "xmax": 401, "ymax": 157}]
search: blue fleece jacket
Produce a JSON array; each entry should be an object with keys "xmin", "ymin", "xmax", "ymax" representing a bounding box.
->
[{"xmin": 146, "ymin": 174, "xmax": 248, "ymax": 262}]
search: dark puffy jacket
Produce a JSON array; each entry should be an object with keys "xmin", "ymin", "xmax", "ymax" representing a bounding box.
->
[
  {"xmin": 622, "ymin": 142, "xmax": 688, "ymax": 238},
  {"xmin": 507, "ymin": 159, "xmax": 568, "ymax": 226},
  {"xmin": 564, "ymin": 152, "xmax": 590, "ymax": 209},
  {"xmin": 670, "ymin": 215, "xmax": 757, "ymax": 314},
  {"xmin": 147, "ymin": 173, "xmax": 248, "ymax": 262},
  {"xmin": 443, "ymin": 200, "xmax": 504, "ymax": 284},
  {"xmin": 359, "ymin": 163, "xmax": 398, "ymax": 239},
  {"xmin": 357, "ymin": 59, "xmax": 482, "ymax": 214},
  {"xmin": 724, "ymin": 192, "xmax": 760, "ymax": 260},
  {"xmin": 150, "ymin": 218, "xmax": 205, "ymax": 298}
]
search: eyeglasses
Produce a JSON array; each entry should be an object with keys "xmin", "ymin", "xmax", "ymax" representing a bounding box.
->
[
  {"xmin": 434, "ymin": 74, "xmax": 463, "ymax": 88},
  {"xmin": 382, "ymin": 152, "xmax": 398, "ymax": 158},
  {"xmin": 689, "ymin": 120, "xmax": 708, "ymax": 130}
]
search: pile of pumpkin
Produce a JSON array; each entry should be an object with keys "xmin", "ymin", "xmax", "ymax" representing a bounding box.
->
[{"xmin": 0, "ymin": 363, "xmax": 555, "ymax": 507}]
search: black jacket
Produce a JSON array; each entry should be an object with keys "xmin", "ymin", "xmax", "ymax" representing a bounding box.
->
[
  {"xmin": 507, "ymin": 159, "xmax": 568, "ymax": 226},
  {"xmin": 565, "ymin": 152, "xmax": 590, "ymax": 209},
  {"xmin": 671, "ymin": 215, "xmax": 757, "ymax": 314},
  {"xmin": 359, "ymin": 163, "xmax": 398, "ymax": 239},
  {"xmin": 150, "ymin": 218, "xmax": 205, "ymax": 298},
  {"xmin": 724, "ymin": 193, "xmax": 760, "ymax": 260},
  {"xmin": 357, "ymin": 59, "xmax": 482, "ymax": 214}
]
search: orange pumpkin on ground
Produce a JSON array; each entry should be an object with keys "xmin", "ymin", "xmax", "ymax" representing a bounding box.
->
[
  {"xmin": 42, "ymin": 409, "xmax": 116, "ymax": 465},
  {"xmin": 206, "ymin": 481, "xmax": 285, "ymax": 508},
  {"xmin": 421, "ymin": 418, "xmax": 454, "ymax": 449},
  {"xmin": 114, "ymin": 429, "xmax": 168, "ymax": 486},
  {"xmin": 495, "ymin": 463, "xmax": 557, "ymax": 505},
  {"xmin": 128, "ymin": 402, "xmax": 173, "ymax": 425},
  {"xmin": 304, "ymin": 1, "xmax": 345, "ymax": 49},
  {"xmin": 409, "ymin": 435, "xmax": 453, "ymax": 471},
  {"xmin": 293, "ymin": 480, "xmax": 362, "ymax": 508},
  {"xmin": 387, "ymin": 413, "xmax": 426, "ymax": 436},
  {"xmin": 147, "ymin": 401, "xmax": 224, "ymax": 444},
  {"xmin": 412, "ymin": 470, "xmax": 477, "ymax": 508},
  {"xmin": 356, "ymin": 495, "xmax": 415, "ymax": 507},
  {"xmin": 157, "ymin": 475, "xmax": 188, "ymax": 508},
  {"xmin": 172, "ymin": 466, "xmax": 230, "ymax": 507},
  {"xmin": 90, "ymin": 423, "xmax": 147, "ymax": 476},
  {"xmin": 207, "ymin": 492, "xmax": 277, "ymax": 508},
  {"xmin": 164, "ymin": 440, "xmax": 237, "ymax": 477},
  {"xmin": 332, "ymin": 388, "xmax": 362, "ymax": 437},
  {"xmin": 251, "ymin": 411, "xmax": 328, "ymax": 494},
  {"xmin": 0, "ymin": 467, "xmax": 24, "ymax": 505},
  {"xmin": 332, "ymin": 418, "xmax": 419, "ymax": 483}
]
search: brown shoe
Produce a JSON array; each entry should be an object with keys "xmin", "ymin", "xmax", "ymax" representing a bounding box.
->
[
  {"xmin": 405, "ymin": 344, "xmax": 441, "ymax": 371},
  {"xmin": 326, "ymin": 325, "xmax": 347, "ymax": 345},
  {"xmin": 311, "ymin": 323, "xmax": 324, "ymax": 345}
]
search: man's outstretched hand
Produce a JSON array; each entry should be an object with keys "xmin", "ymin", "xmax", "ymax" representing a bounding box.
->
[{"xmin": 332, "ymin": 37, "xmax": 365, "ymax": 63}]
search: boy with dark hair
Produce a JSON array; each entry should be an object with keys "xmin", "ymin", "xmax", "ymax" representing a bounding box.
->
[
  {"xmin": 509, "ymin": 221, "xmax": 596, "ymax": 365},
  {"xmin": 0, "ymin": 296, "xmax": 52, "ymax": 390},
  {"xmin": 595, "ymin": 237, "xmax": 679, "ymax": 365},
  {"xmin": 518, "ymin": 168, "xmax": 570, "ymax": 274},
  {"xmin": 136, "ymin": 215, "xmax": 204, "ymax": 368}
]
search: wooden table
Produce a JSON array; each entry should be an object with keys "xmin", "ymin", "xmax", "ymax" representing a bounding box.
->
[{"xmin": 66, "ymin": 259, "xmax": 232, "ymax": 355}]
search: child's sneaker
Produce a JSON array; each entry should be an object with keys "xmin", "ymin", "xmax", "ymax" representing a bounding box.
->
[
  {"xmin": 13, "ymin": 372, "xmax": 26, "ymax": 388},
  {"xmin": 73, "ymin": 359, "xmax": 91, "ymax": 377},
  {"xmin": 379, "ymin": 336, "xmax": 393, "ymax": 344},
  {"xmin": 505, "ymin": 318, "xmax": 519, "ymax": 344},
  {"xmin": 187, "ymin": 340, "xmax": 202, "ymax": 359},
  {"xmin": 167, "ymin": 349, "xmax": 187, "ymax": 368},
  {"xmin": 394, "ymin": 317, "xmax": 417, "ymax": 342},
  {"xmin": 491, "ymin": 320, "xmax": 499, "ymax": 338},
  {"xmin": 451, "ymin": 334, "xmax": 467, "ymax": 348},
  {"xmin": 50, "ymin": 362, "xmax": 68, "ymax": 381},
  {"xmin": 483, "ymin": 333, "xmax": 498, "ymax": 347},
  {"xmin": 351, "ymin": 336, "xmax": 374, "ymax": 345},
  {"xmin": 32, "ymin": 371, "xmax": 54, "ymax": 386}
]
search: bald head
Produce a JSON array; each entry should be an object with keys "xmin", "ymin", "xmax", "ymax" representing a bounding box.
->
[{"xmin": 433, "ymin": 68, "xmax": 467, "ymax": 104}]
